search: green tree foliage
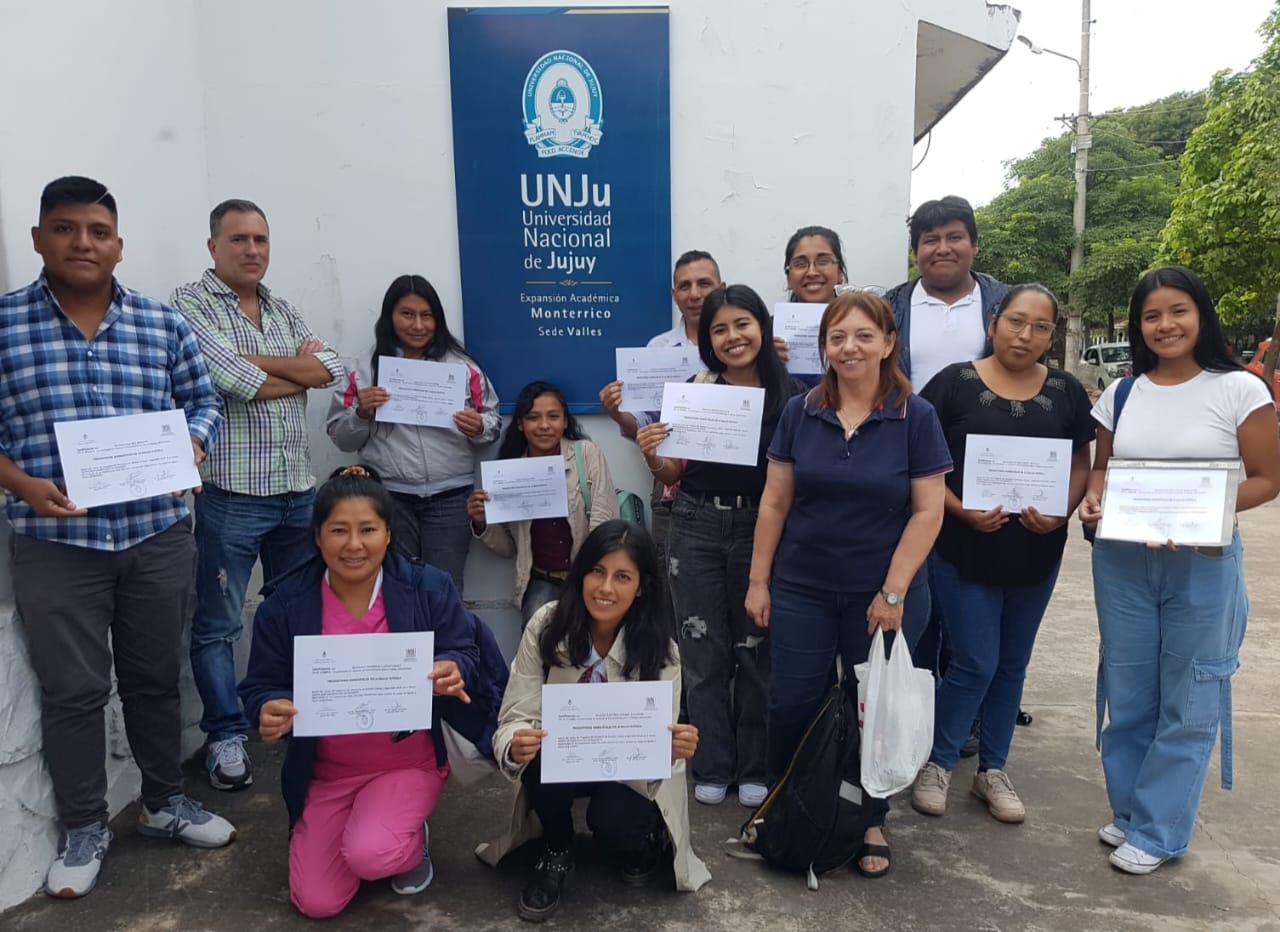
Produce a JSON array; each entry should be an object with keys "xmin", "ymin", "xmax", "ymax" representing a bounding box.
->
[
  {"xmin": 1160, "ymin": 5, "xmax": 1280, "ymax": 335},
  {"xmin": 974, "ymin": 92, "xmax": 1205, "ymax": 335}
]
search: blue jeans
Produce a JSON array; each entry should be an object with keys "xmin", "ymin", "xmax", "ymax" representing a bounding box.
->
[
  {"xmin": 192, "ymin": 485, "xmax": 317, "ymax": 739},
  {"xmin": 767, "ymin": 576, "xmax": 929, "ymax": 827},
  {"xmin": 1093, "ymin": 531, "xmax": 1247, "ymax": 859},
  {"xmin": 389, "ymin": 486, "xmax": 472, "ymax": 592},
  {"xmin": 669, "ymin": 493, "xmax": 767, "ymax": 786},
  {"xmin": 929, "ymin": 555, "xmax": 1060, "ymax": 771}
]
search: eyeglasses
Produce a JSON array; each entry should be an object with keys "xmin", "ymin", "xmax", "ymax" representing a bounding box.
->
[
  {"xmin": 1001, "ymin": 314, "xmax": 1055, "ymax": 338},
  {"xmin": 787, "ymin": 254, "xmax": 839, "ymax": 273}
]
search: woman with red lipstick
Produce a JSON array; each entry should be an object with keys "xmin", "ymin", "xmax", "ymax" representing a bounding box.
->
[
  {"xmin": 637, "ymin": 285, "xmax": 805, "ymax": 811},
  {"xmin": 909, "ymin": 284, "xmax": 1094, "ymax": 826},
  {"xmin": 468, "ymin": 381, "xmax": 619, "ymax": 625},
  {"xmin": 328, "ymin": 275, "xmax": 500, "ymax": 592}
]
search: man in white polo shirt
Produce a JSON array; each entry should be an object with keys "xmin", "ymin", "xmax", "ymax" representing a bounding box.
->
[
  {"xmin": 884, "ymin": 195, "xmax": 1008, "ymax": 391},
  {"xmin": 883, "ymin": 196, "xmax": 1010, "ymax": 735}
]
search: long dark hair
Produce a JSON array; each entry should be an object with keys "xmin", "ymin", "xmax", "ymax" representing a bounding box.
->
[
  {"xmin": 698, "ymin": 284, "xmax": 795, "ymax": 421},
  {"xmin": 814, "ymin": 291, "xmax": 912, "ymax": 409},
  {"xmin": 311, "ymin": 464, "xmax": 395, "ymax": 537},
  {"xmin": 538, "ymin": 520, "xmax": 674, "ymax": 681},
  {"xmin": 1127, "ymin": 266, "xmax": 1241, "ymax": 377},
  {"xmin": 371, "ymin": 274, "xmax": 473, "ymax": 383},
  {"xmin": 496, "ymin": 381, "xmax": 588, "ymax": 459}
]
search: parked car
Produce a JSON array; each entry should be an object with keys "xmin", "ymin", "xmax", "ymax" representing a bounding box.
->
[
  {"xmin": 1078, "ymin": 341, "xmax": 1131, "ymax": 390},
  {"xmin": 1245, "ymin": 339, "xmax": 1280, "ymax": 409}
]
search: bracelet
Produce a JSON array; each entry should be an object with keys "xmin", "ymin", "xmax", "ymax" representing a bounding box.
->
[{"xmin": 647, "ymin": 457, "xmax": 666, "ymax": 474}]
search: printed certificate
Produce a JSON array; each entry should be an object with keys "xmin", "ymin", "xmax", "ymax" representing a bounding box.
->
[
  {"xmin": 962, "ymin": 434, "xmax": 1073, "ymax": 515},
  {"xmin": 1097, "ymin": 459, "xmax": 1239, "ymax": 547},
  {"xmin": 773, "ymin": 302, "xmax": 825, "ymax": 375},
  {"xmin": 54, "ymin": 409, "xmax": 202, "ymax": 509},
  {"xmin": 480, "ymin": 456, "xmax": 570, "ymax": 523},
  {"xmin": 376, "ymin": 356, "xmax": 468, "ymax": 429},
  {"xmin": 615, "ymin": 347, "xmax": 703, "ymax": 413},
  {"xmin": 292, "ymin": 631, "xmax": 435, "ymax": 737},
  {"xmin": 540, "ymin": 680, "xmax": 674, "ymax": 783},
  {"xmin": 656, "ymin": 381, "xmax": 765, "ymax": 467}
]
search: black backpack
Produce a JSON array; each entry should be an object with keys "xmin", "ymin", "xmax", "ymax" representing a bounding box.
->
[{"xmin": 737, "ymin": 682, "xmax": 872, "ymax": 889}]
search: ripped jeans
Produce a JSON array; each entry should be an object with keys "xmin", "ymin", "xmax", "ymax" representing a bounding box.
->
[
  {"xmin": 1093, "ymin": 531, "xmax": 1247, "ymax": 859},
  {"xmin": 668, "ymin": 491, "xmax": 768, "ymax": 787}
]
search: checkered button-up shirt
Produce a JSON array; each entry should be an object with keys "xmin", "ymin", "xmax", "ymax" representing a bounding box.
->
[
  {"xmin": 171, "ymin": 270, "xmax": 344, "ymax": 496},
  {"xmin": 0, "ymin": 274, "xmax": 224, "ymax": 551}
]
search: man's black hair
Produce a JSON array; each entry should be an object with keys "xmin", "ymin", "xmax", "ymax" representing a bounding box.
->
[{"xmin": 39, "ymin": 176, "xmax": 116, "ymax": 221}]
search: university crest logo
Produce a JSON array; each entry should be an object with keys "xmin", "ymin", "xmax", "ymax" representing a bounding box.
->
[{"xmin": 523, "ymin": 49, "xmax": 603, "ymax": 158}]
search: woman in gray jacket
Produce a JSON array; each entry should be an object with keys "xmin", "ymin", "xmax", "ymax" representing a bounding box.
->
[{"xmin": 327, "ymin": 274, "xmax": 500, "ymax": 590}]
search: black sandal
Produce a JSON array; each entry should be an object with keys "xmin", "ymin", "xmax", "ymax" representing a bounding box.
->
[{"xmin": 854, "ymin": 842, "xmax": 892, "ymax": 879}]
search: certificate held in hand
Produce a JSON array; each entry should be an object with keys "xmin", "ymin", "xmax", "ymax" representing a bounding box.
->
[
  {"xmin": 1097, "ymin": 459, "xmax": 1239, "ymax": 547},
  {"xmin": 292, "ymin": 631, "xmax": 435, "ymax": 737},
  {"xmin": 657, "ymin": 381, "xmax": 765, "ymax": 467},
  {"xmin": 540, "ymin": 680, "xmax": 674, "ymax": 783},
  {"xmin": 54, "ymin": 409, "xmax": 203, "ymax": 509},
  {"xmin": 376, "ymin": 356, "xmax": 468, "ymax": 430},
  {"xmin": 480, "ymin": 456, "xmax": 570, "ymax": 524}
]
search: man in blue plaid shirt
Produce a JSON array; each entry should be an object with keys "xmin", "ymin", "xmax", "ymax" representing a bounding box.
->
[{"xmin": 0, "ymin": 176, "xmax": 237, "ymax": 898}]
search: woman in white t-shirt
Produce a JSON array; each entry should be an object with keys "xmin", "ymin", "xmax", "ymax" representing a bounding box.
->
[{"xmin": 1079, "ymin": 266, "xmax": 1280, "ymax": 875}]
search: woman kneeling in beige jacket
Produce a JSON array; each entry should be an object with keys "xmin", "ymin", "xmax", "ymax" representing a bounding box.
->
[{"xmin": 475, "ymin": 519, "xmax": 710, "ymax": 922}]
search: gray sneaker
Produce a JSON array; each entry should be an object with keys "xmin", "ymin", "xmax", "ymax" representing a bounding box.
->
[
  {"xmin": 138, "ymin": 794, "xmax": 237, "ymax": 848},
  {"xmin": 206, "ymin": 736, "xmax": 252, "ymax": 791},
  {"xmin": 391, "ymin": 824, "xmax": 434, "ymax": 896},
  {"xmin": 46, "ymin": 823, "xmax": 112, "ymax": 898}
]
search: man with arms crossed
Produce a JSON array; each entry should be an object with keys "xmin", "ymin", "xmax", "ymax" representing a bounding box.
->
[{"xmin": 172, "ymin": 199, "xmax": 344, "ymax": 791}]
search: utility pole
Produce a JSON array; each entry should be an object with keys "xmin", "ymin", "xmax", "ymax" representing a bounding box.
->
[{"xmin": 1065, "ymin": 0, "xmax": 1092, "ymax": 376}]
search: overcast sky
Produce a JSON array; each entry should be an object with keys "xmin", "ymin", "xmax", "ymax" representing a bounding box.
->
[{"xmin": 910, "ymin": 0, "xmax": 1277, "ymax": 209}]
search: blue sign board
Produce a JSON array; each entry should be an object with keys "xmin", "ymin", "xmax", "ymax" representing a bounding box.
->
[{"xmin": 447, "ymin": 7, "xmax": 672, "ymax": 412}]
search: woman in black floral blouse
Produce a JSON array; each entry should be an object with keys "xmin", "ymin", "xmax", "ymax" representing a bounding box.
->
[{"xmin": 910, "ymin": 284, "xmax": 1095, "ymax": 825}]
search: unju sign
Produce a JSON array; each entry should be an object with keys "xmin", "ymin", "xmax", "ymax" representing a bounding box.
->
[{"xmin": 447, "ymin": 7, "xmax": 672, "ymax": 411}]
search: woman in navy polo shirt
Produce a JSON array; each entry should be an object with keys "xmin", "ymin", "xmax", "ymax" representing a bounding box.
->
[
  {"xmin": 746, "ymin": 290, "xmax": 951, "ymax": 878},
  {"xmin": 910, "ymin": 285, "xmax": 1093, "ymax": 826},
  {"xmin": 637, "ymin": 285, "xmax": 806, "ymax": 810}
]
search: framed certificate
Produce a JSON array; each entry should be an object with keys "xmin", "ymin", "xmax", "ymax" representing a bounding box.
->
[{"xmin": 1097, "ymin": 459, "xmax": 1240, "ymax": 547}]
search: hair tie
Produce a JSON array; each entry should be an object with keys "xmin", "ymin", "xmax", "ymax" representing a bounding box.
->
[{"xmin": 340, "ymin": 465, "xmax": 370, "ymax": 477}]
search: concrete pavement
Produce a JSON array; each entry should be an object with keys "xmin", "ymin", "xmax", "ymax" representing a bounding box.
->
[{"xmin": 4, "ymin": 503, "xmax": 1280, "ymax": 931}]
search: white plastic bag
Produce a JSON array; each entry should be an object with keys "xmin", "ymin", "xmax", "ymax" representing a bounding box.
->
[{"xmin": 855, "ymin": 628, "xmax": 935, "ymax": 798}]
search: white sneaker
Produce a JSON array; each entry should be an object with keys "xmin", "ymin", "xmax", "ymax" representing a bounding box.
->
[
  {"xmin": 694, "ymin": 783, "xmax": 728, "ymax": 805},
  {"xmin": 46, "ymin": 823, "xmax": 112, "ymax": 898},
  {"xmin": 138, "ymin": 794, "xmax": 237, "ymax": 848},
  {"xmin": 1110, "ymin": 842, "xmax": 1167, "ymax": 875},
  {"xmin": 1098, "ymin": 823, "xmax": 1125, "ymax": 848},
  {"xmin": 391, "ymin": 824, "xmax": 434, "ymax": 895},
  {"xmin": 911, "ymin": 762, "xmax": 952, "ymax": 816},
  {"xmin": 738, "ymin": 783, "xmax": 768, "ymax": 808}
]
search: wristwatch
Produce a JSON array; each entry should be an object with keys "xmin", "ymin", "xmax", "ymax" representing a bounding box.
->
[{"xmin": 879, "ymin": 589, "xmax": 902, "ymax": 606}]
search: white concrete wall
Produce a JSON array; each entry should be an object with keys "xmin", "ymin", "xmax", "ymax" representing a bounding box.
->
[{"xmin": 0, "ymin": 0, "xmax": 1014, "ymax": 908}]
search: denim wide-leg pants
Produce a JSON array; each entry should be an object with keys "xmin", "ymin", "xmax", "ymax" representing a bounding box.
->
[{"xmin": 1093, "ymin": 531, "xmax": 1247, "ymax": 859}]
